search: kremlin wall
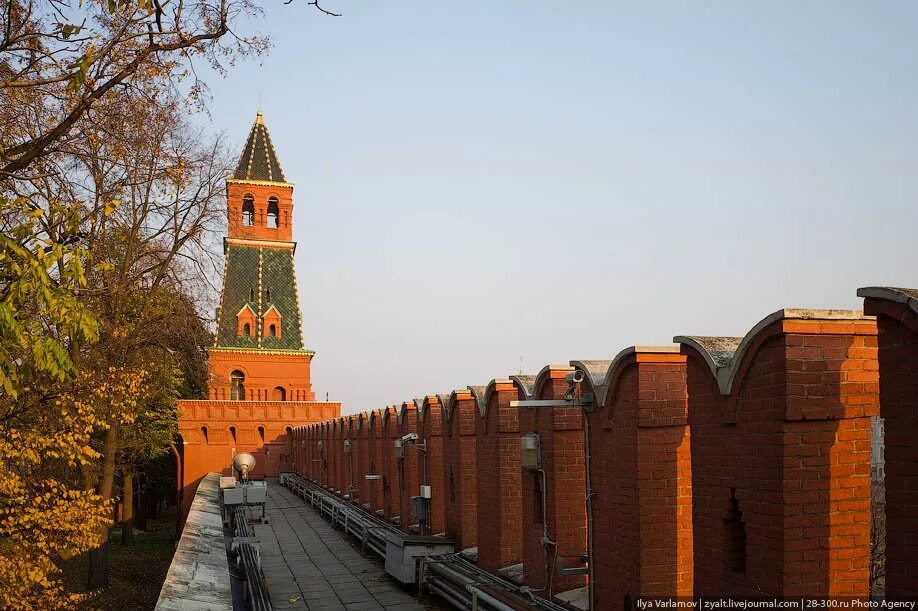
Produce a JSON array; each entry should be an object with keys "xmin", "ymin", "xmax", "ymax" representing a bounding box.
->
[
  {"xmin": 175, "ymin": 113, "xmax": 916, "ymax": 607},
  {"xmin": 292, "ymin": 290, "xmax": 918, "ymax": 604}
]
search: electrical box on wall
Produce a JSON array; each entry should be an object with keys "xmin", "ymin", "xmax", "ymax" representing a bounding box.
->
[
  {"xmin": 394, "ymin": 438, "xmax": 404, "ymax": 459},
  {"xmin": 419, "ymin": 485, "xmax": 431, "ymax": 499},
  {"xmin": 343, "ymin": 439, "xmax": 351, "ymax": 453},
  {"xmin": 411, "ymin": 495, "xmax": 429, "ymax": 521},
  {"xmin": 521, "ymin": 432, "xmax": 541, "ymax": 471}
]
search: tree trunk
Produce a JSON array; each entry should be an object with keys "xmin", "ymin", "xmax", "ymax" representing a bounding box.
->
[
  {"xmin": 87, "ymin": 425, "xmax": 119, "ymax": 588},
  {"xmin": 135, "ymin": 473, "xmax": 147, "ymax": 531},
  {"xmin": 86, "ymin": 539, "xmax": 110, "ymax": 589},
  {"xmin": 122, "ymin": 469, "xmax": 134, "ymax": 546}
]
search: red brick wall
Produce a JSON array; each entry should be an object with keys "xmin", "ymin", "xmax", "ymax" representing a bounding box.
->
[
  {"xmin": 443, "ymin": 390, "xmax": 478, "ymax": 550},
  {"xmin": 863, "ymin": 295, "xmax": 918, "ymax": 596},
  {"xmin": 398, "ymin": 404, "xmax": 420, "ymax": 532},
  {"xmin": 520, "ymin": 367, "xmax": 587, "ymax": 597},
  {"xmin": 316, "ymin": 423, "xmax": 329, "ymax": 486},
  {"xmin": 310, "ymin": 424, "xmax": 319, "ymax": 482},
  {"xmin": 177, "ymin": 399, "xmax": 338, "ymax": 509},
  {"xmin": 308, "ymin": 425, "xmax": 315, "ymax": 479},
  {"xmin": 332, "ymin": 419, "xmax": 343, "ymax": 494},
  {"xmin": 305, "ymin": 425, "xmax": 311, "ymax": 478},
  {"xmin": 382, "ymin": 407, "xmax": 400, "ymax": 521},
  {"xmin": 326, "ymin": 422, "xmax": 335, "ymax": 489},
  {"xmin": 681, "ymin": 316, "xmax": 877, "ymax": 597},
  {"xmin": 345, "ymin": 417, "xmax": 357, "ymax": 500},
  {"xmin": 300, "ymin": 426, "xmax": 309, "ymax": 477},
  {"xmin": 589, "ymin": 350, "xmax": 693, "ymax": 608},
  {"xmin": 369, "ymin": 410, "xmax": 385, "ymax": 513},
  {"xmin": 476, "ymin": 380, "xmax": 523, "ymax": 574},
  {"xmin": 291, "ymin": 427, "xmax": 300, "ymax": 475},
  {"xmin": 322, "ymin": 420, "xmax": 338, "ymax": 490},
  {"xmin": 318, "ymin": 423, "xmax": 325, "ymax": 484},
  {"xmin": 418, "ymin": 396, "xmax": 446, "ymax": 535},
  {"xmin": 322, "ymin": 421, "xmax": 338, "ymax": 488},
  {"xmin": 357, "ymin": 414, "xmax": 370, "ymax": 505}
]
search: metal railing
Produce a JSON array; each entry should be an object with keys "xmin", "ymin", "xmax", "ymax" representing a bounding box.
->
[{"xmin": 281, "ymin": 473, "xmax": 569, "ymax": 611}]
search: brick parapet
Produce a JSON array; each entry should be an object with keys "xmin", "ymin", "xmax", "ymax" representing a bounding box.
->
[
  {"xmin": 860, "ymin": 287, "xmax": 918, "ymax": 595},
  {"xmin": 676, "ymin": 310, "xmax": 877, "ymax": 597},
  {"xmin": 585, "ymin": 349, "xmax": 693, "ymax": 604},
  {"xmin": 418, "ymin": 396, "xmax": 446, "ymax": 534},
  {"xmin": 398, "ymin": 403, "xmax": 421, "ymax": 533},
  {"xmin": 476, "ymin": 379, "xmax": 524, "ymax": 573},
  {"xmin": 443, "ymin": 390, "xmax": 479, "ymax": 549},
  {"xmin": 381, "ymin": 407, "xmax": 400, "ymax": 521},
  {"xmin": 520, "ymin": 365, "xmax": 587, "ymax": 597}
]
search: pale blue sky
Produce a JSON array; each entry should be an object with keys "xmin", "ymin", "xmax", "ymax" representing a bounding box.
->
[{"xmin": 196, "ymin": 2, "xmax": 918, "ymax": 413}]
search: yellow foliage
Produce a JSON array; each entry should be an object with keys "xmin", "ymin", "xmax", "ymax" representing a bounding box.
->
[{"xmin": 0, "ymin": 366, "xmax": 152, "ymax": 609}]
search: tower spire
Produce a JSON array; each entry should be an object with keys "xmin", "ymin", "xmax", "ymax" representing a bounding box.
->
[{"xmin": 233, "ymin": 111, "xmax": 286, "ymax": 183}]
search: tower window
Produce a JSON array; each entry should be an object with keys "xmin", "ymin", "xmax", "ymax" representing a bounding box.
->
[
  {"xmin": 201, "ymin": 426, "xmax": 208, "ymax": 444},
  {"xmin": 230, "ymin": 426, "xmax": 237, "ymax": 444},
  {"xmin": 274, "ymin": 386, "xmax": 286, "ymax": 401},
  {"xmin": 243, "ymin": 322, "xmax": 251, "ymax": 336},
  {"xmin": 267, "ymin": 197, "xmax": 279, "ymax": 228},
  {"xmin": 230, "ymin": 370, "xmax": 246, "ymax": 401},
  {"xmin": 258, "ymin": 426, "xmax": 265, "ymax": 443},
  {"xmin": 242, "ymin": 194, "xmax": 255, "ymax": 226},
  {"xmin": 269, "ymin": 324, "xmax": 277, "ymax": 337}
]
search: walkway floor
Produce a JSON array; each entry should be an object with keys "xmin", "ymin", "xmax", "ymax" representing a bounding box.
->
[{"xmin": 253, "ymin": 482, "xmax": 429, "ymax": 611}]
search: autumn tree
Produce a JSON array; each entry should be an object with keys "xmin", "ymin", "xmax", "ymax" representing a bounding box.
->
[
  {"xmin": 0, "ymin": 68, "xmax": 228, "ymax": 604},
  {"xmin": 56, "ymin": 91, "xmax": 229, "ymax": 584},
  {"xmin": 0, "ymin": 0, "xmax": 337, "ymax": 602},
  {"xmin": 114, "ymin": 290, "xmax": 211, "ymax": 547},
  {"xmin": 0, "ymin": 0, "xmax": 269, "ymax": 179},
  {"xmin": 0, "ymin": 192, "xmax": 116, "ymax": 609}
]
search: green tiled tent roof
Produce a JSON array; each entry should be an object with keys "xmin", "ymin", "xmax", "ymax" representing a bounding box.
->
[
  {"xmin": 233, "ymin": 112, "xmax": 286, "ymax": 183},
  {"xmin": 214, "ymin": 244, "xmax": 306, "ymax": 350}
]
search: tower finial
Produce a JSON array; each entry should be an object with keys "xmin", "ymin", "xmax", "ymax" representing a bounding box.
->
[{"xmin": 255, "ymin": 110, "xmax": 264, "ymax": 125}]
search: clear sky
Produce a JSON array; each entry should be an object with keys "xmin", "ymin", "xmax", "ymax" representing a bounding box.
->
[{"xmin": 195, "ymin": 2, "xmax": 918, "ymax": 413}]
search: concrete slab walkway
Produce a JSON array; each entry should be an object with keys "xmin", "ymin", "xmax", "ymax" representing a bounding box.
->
[{"xmin": 253, "ymin": 482, "xmax": 428, "ymax": 611}]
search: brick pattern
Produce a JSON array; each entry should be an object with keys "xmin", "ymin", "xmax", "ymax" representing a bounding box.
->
[
  {"xmin": 520, "ymin": 368, "xmax": 588, "ymax": 597},
  {"xmin": 443, "ymin": 391, "xmax": 479, "ymax": 550},
  {"xmin": 345, "ymin": 417, "xmax": 358, "ymax": 499},
  {"xmin": 285, "ymin": 305, "xmax": 890, "ymax": 607},
  {"xmin": 382, "ymin": 407, "xmax": 400, "ymax": 521},
  {"xmin": 368, "ymin": 411, "xmax": 385, "ymax": 513},
  {"xmin": 357, "ymin": 415, "xmax": 370, "ymax": 505},
  {"xmin": 590, "ymin": 351, "xmax": 693, "ymax": 607},
  {"xmin": 683, "ymin": 319, "xmax": 877, "ymax": 597},
  {"xmin": 476, "ymin": 381, "xmax": 523, "ymax": 574},
  {"xmin": 418, "ymin": 397, "xmax": 446, "ymax": 535},
  {"xmin": 863, "ymin": 297, "xmax": 918, "ymax": 596},
  {"xmin": 332, "ymin": 419, "xmax": 344, "ymax": 494},
  {"xmin": 398, "ymin": 405, "xmax": 420, "ymax": 532}
]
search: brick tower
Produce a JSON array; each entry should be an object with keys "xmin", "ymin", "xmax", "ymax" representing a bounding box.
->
[
  {"xmin": 209, "ymin": 111, "xmax": 313, "ymax": 401},
  {"xmin": 176, "ymin": 112, "xmax": 341, "ymax": 512}
]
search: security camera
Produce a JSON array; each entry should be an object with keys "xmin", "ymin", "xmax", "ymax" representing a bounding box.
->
[
  {"xmin": 563, "ymin": 369, "xmax": 586, "ymax": 401},
  {"xmin": 401, "ymin": 432, "xmax": 419, "ymax": 443}
]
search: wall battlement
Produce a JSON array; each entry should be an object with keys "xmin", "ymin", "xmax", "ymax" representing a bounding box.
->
[{"xmin": 285, "ymin": 289, "xmax": 907, "ymax": 608}]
